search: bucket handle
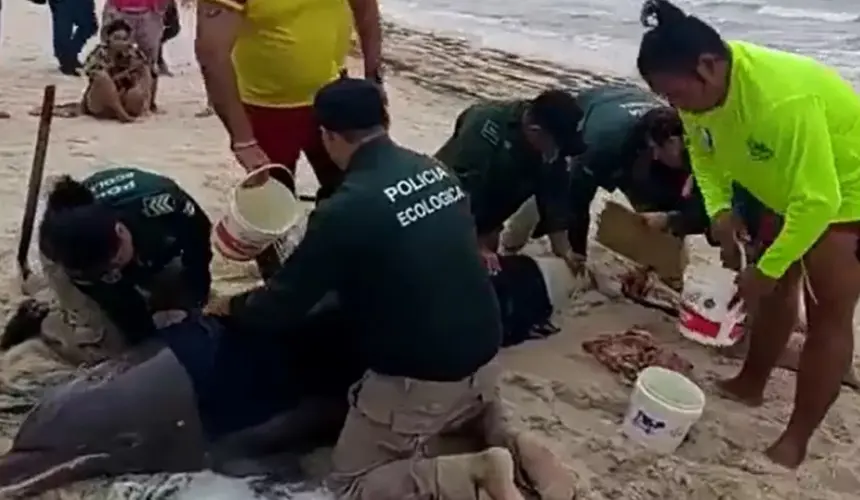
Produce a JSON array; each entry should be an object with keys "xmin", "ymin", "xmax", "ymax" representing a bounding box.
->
[
  {"xmin": 240, "ymin": 163, "xmax": 293, "ymax": 188},
  {"xmin": 726, "ymin": 241, "xmax": 747, "ymax": 319}
]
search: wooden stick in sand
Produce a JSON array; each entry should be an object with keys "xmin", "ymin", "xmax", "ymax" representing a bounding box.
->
[{"xmin": 17, "ymin": 85, "xmax": 56, "ymax": 287}]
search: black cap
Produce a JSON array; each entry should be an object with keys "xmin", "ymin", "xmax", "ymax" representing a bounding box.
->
[{"xmin": 314, "ymin": 78, "xmax": 387, "ymax": 132}]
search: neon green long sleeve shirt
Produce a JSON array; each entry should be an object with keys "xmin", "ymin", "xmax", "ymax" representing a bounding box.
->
[{"xmin": 681, "ymin": 41, "xmax": 860, "ymax": 279}]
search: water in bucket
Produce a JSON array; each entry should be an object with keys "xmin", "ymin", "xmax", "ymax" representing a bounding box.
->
[
  {"xmin": 213, "ymin": 164, "xmax": 301, "ymax": 261},
  {"xmin": 622, "ymin": 366, "xmax": 705, "ymax": 454}
]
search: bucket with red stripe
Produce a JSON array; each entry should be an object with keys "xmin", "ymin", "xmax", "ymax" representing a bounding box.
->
[
  {"xmin": 678, "ymin": 243, "xmax": 746, "ymax": 347},
  {"xmin": 212, "ymin": 164, "xmax": 300, "ymax": 261}
]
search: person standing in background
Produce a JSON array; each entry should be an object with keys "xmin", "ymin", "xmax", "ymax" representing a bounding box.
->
[
  {"xmin": 48, "ymin": 0, "xmax": 98, "ymax": 75},
  {"xmin": 157, "ymin": 0, "xmax": 180, "ymax": 75},
  {"xmin": 195, "ymin": 0, "xmax": 382, "ymax": 279}
]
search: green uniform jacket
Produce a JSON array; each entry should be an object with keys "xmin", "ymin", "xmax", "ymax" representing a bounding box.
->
[
  {"xmin": 434, "ymin": 100, "xmax": 570, "ymax": 237},
  {"xmin": 229, "ymin": 137, "xmax": 502, "ymax": 382},
  {"xmin": 59, "ymin": 167, "xmax": 212, "ymax": 344},
  {"xmin": 568, "ymin": 85, "xmax": 688, "ymax": 254}
]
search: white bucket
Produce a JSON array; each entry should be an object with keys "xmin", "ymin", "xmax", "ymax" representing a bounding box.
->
[
  {"xmin": 678, "ymin": 243, "xmax": 746, "ymax": 347},
  {"xmin": 621, "ymin": 366, "xmax": 705, "ymax": 453},
  {"xmin": 212, "ymin": 164, "xmax": 301, "ymax": 262}
]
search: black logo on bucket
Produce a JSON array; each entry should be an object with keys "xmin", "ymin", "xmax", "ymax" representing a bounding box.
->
[{"xmin": 632, "ymin": 410, "xmax": 666, "ymax": 435}]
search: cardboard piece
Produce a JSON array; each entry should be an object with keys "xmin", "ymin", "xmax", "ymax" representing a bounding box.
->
[{"xmin": 595, "ymin": 201, "xmax": 687, "ymax": 291}]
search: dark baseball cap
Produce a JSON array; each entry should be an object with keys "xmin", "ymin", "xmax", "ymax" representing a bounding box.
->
[{"xmin": 314, "ymin": 77, "xmax": 388, "ymax": 132}]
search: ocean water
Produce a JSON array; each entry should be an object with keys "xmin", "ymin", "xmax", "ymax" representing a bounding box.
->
[{"xmin": 381, "ymin": 0, "xmax": 860, "ymax": 85}]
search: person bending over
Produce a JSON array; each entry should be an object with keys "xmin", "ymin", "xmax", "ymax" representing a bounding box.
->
[
  {"xmin": 435, "ymin": 89, "xmax": 585, "ymax": 275},
  {"xmin": 81, "ymin": 19, "xmax": 154, "ymax": 122},
  {"xmin": 38, "ymin": 167, "xmax": 212, "ymax": 354},
  {"xmin": 206, "ymin": 78, "xmax": 575, "ymax": 500},
  {"xmin": 637, "ymin": 0, "xmax": 860, "ymax": 468}
]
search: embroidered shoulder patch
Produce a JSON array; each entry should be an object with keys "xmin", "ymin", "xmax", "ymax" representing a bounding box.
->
[
  {"xmin": 142, "ymin": 193, "xmax": 175, "ymax": 217},
  {"xmin": 479, "ymin": 119, "xmax": 501, "ymax": 146}
]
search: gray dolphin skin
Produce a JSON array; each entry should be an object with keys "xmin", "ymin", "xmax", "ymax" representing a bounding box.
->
[
  {"xmin": 0, "ymin": 299, "xmax": 357, "ymax": 498},
  {"xmin": 0, "ymin": 348, "xmax": 207, "ymax": 498}
]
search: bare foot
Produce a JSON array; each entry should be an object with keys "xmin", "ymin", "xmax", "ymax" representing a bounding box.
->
[
  {"xmin": 513, "ymin": 433, "xmax": 577, "ymax": 500},
  {"xmin": 715, "ymin": 376, "xmax": 764, "ymax": 407},
  {"xmin": 765, "ymin": 435, "xmax": 806, "ymax": 469},
  {"xmin": 472, "ymin": 448, "xmax": 525, "ymax": 500}
]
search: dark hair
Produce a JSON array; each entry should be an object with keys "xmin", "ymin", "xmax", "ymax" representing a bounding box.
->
[
  {"xmin": 632, "ymin": 107, "xmax": 683, "ymax": 151},
  {"xmin": 104, "ymin": 19, "xmax": 132, "ymax": 38},
  {"xmin": 637, "ymin": 0, "xmax": 728, "ymax": 79},
  {"xmin": 529, "ymin": 89, "xmax": 584, "ymax": 156},
  {"xmin": 39, "ymin": 176, "xmax": 120, "ymax": 273}
]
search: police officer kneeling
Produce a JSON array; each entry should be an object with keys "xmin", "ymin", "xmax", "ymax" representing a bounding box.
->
[{"xmin": 207, "ymin": 78, "xmax": 575, "ymax": 500}]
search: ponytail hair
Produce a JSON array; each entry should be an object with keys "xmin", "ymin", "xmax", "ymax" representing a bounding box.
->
[
  {"xmin": 46, "ymin": 175, "xmax": 95, "ymax": 211},
  {"xmin": 39, "ymin": 175, "xmax": 119, "ymax": 273},
  {"xmin": 637, "ymin": 0, "xmax": 728, "ymax": 79}
]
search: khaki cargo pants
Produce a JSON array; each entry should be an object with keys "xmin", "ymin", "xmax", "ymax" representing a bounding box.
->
[{"xmin": 328, "ymin": 361, "xmax": 511, "ymax": 500}]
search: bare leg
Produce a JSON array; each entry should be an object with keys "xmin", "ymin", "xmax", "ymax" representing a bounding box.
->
[
  {"xmin": 84, "ymin": 71, "xmax": 134, "ymax": 122},
  {"xmin": 766, "ymin": 229, "xmax": 860, "ymax": 468},
  {"xmin": 717, "ymin": 263, "xmax": 801, "ymax": 407},
  {"xmin": 121, "ymin": 72, "xmax": 154, "ymax": 118}
]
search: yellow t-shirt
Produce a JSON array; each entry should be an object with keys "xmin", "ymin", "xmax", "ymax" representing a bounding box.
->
[{"xmin": 212, "ymin": 0, "xmax": 352, "ymax": 108}]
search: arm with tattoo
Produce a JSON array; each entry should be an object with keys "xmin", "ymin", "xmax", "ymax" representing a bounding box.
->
[{"xmin": 194, "ymin": 0, "xmax": 255, "ymax": 145}]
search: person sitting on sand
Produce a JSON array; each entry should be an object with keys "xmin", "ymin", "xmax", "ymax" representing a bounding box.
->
[
  {"xmin": 81, "ymin": 19, "xmax": 154, "ymax": 122},
  {"xmin": 435, "ymin": 89, "xmax": 585, "ymax": 277},
  {"xmin": 37, "ymin": 167, "xmax": 212, "ymax": 359},
  {"xmin": 637, "ymin": 0, "xmax": 860, "ymax": 468}
]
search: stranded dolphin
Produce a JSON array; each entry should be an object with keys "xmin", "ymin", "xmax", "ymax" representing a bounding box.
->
[{"xmin": 0, "ymin": 300, "xmax": 364, "ymax": 498}]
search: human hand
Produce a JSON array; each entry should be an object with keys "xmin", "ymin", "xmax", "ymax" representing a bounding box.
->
[
  {"xmin": 639, "ymin": 212, "xmax": 670, "ymax": 232},
  {"xmin": 480, "ymin": 248, "xmax": 501, "ymax": 275},
  {"xmin": 733, "ymin": 265, "xmax": 776, "ymax": 313},
  {"xmin": 233, "ymin": 140, "xmax": 269, "ymax": 171},
  {"xmin": 233, "ymin": 141, "xmax": 271, "ymax": 187},
  {"xmin": 563, "ymin": 251, "xmax": 587, "ymax": 277}
]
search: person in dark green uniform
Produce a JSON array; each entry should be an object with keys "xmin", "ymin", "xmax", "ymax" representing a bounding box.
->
[
  {"xmin": 434, "ymin": 90, "xmax": 585, "ymax": 274},
  {"xmin": 206, "ymin": 78, "xmax": 574, "ymax": 500},
  {"xmin": 501, "ymin": 84, "xmax": 767, "ymax": 262},
  {"xmin": 38, "ymin": 167, "xmax": 212, "ymax": 351}
]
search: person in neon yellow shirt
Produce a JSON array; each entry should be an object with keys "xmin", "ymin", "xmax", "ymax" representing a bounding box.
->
[{"xmin": 636, "ymin": 0, "xmax": 860, "ymax": 469}]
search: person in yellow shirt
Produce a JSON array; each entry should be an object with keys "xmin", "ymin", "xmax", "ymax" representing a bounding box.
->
[
  {"xmin": 636, "ymin": 0, "xmax": 860, "ymax": 469},
  {"xmin": 194, "ymin": 0, "xmax": 381, "ymax": 278}
]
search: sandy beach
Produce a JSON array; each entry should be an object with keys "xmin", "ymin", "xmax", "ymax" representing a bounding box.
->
[{"xmin": 2, "ymin": 2, "xmax": 860, "ymax": 499}]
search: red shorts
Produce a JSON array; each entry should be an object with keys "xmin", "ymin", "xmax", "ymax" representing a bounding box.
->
[{"xmin": 244, "ymin": 104, "xmax": 342, "ymax": 194}]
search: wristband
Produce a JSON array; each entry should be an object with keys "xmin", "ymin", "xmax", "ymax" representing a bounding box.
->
[{"xmin": 231, "ymin": 139, "xmax": 257, "ymax": 152}]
